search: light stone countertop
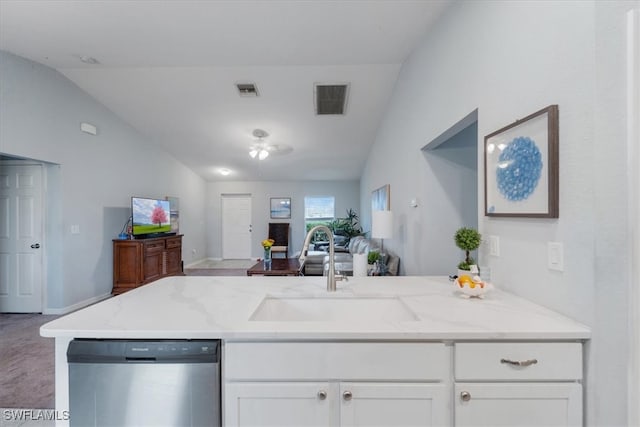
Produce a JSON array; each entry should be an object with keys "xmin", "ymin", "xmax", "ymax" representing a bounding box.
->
[{"xmin": 40, "ymin": 275, "xmax": 590, "ymax": 340}]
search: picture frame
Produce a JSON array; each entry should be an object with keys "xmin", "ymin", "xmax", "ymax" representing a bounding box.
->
[
  {"xmin": 484, "ymin": 105, "xmax": 559, "ymax": 218},
  {"xmin": 165, "ymin": 196, "xmax": 180, "ymax": 233},
  {"xmin": 270, "ymin": 197, "xmax": 291, "ymax": 219},
  {"xmin": 371, "ymin": 184, "xmax": 390, "ymax": 211}
]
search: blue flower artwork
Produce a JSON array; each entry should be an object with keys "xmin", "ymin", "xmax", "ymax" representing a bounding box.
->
[{"xmin": 496, "ymin": 136, "xmax": 543, "ymax": 201}]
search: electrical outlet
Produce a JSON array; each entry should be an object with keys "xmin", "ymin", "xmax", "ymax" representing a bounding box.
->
[
  {"xmin": 70, "ymin": 225, "xmax": 80, "ymax": 234},
  {"xmin": 489, "ymin": 235, "xmax": 500, "ymax": 257},
  {"xmin": 192, "ymin": 249, "xmax": 197, "ymax": 255},
  {"xmin": 548, "ymin": 242, "xmax": 564, "ymax": 271}
]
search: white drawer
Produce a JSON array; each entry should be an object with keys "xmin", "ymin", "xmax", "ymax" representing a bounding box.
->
[
  {"xmin": 225, "ymin": 342, "xmax": 447, "ymax": 381},
  {"xmin": 455, "ymin": 342, "xmax": 582, "ymax": 381}
]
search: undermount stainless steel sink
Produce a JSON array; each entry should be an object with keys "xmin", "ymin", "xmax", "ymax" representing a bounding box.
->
[{"xmin": 249, "ymin": 296, "xmax": 419, "ymax": 322}]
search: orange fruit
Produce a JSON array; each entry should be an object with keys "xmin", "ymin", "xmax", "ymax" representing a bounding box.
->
[{"xmin": 458, "ymin": 275, "xmax": 473, "ymax": 287}]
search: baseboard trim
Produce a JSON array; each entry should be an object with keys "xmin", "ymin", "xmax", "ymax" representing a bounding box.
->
[
  {"xmin": 184, "ymin": 257, "xmax": 217, "ymax": 268},
  {"xmin": 43, "ymin": 292, "xmax": 112, "ymax": 315}
]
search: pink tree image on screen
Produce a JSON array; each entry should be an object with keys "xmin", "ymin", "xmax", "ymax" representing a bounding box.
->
[{"xmin": 151, "ymin": 204, "xmax": 168, "ymax": 228}]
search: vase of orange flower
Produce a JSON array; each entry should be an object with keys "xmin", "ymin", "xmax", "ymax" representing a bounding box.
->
[{"xmin": 262, "ymin": 238, "xmax": 274, "ymax": 267}]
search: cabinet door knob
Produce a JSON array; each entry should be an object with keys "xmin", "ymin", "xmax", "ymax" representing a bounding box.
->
[
  {"xmin": 317, "ymin": 390, "xmax": 327, "ymax": 400},
  {"xmin": 500, "ymin": 358, "xmax": 538, "ymax": 367},
  {"xmin": 460, "ymin": 391, "xmax": 471, "ymax": 402},
  {"xmin": 343, "ymin": 390, "xmax": 353, "ymax": 401}
]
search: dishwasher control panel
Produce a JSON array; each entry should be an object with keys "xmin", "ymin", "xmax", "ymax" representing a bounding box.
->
[{"xmin": 68, "ymin": 339, "xmax": 220, "ymax": 363}]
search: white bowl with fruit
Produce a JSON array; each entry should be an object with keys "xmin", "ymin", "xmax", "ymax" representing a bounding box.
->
[{"xmin": 453, "ymin": 274, "xmax": 493, "ymax": 298}]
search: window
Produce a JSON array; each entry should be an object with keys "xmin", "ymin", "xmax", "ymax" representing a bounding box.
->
[{"xmin": 304, "ymin": 196, "xmax": 335, "ymax": 242}]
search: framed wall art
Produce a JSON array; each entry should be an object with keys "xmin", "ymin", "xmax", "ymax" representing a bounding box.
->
[
  {"xmin": 371, "ymin": 184, "xmax": 390, "ymax": 211},
  {"xmin": 165, "ymin": 196, "xmax": 180, "ymax": 233},
  {"xmin": 484, "ymin": 105, "xmax": 559, "ymax": 218},
  {"xmin": 270, "ymin": 197, "xmax": 291, "ymax": 219}
]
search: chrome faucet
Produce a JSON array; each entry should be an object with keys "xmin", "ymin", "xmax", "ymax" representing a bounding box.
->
[{"xmin": 300, "ymin": 225, "xmax": 346, "ymax": 292}]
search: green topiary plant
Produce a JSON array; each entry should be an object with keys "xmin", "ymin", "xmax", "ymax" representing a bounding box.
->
[
  {"xmin": 454, "ymin": 227, "xmax": 481, "ymax": 271},
  {"xmin": 367, "ymin": 250, "xmax": 380, "ymax": 265}
]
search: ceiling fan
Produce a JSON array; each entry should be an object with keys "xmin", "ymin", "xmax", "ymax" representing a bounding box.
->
[{"xmin": 248, "ymin": 129, "xmax": 292, "ymax": 160}]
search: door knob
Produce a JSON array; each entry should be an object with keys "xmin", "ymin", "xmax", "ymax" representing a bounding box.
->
[
  {"xmin": 317, "ymin": 390, "xmax": 327, "ymax": 400},
  {"xmin": 460, "ymin": 391, "xmax": 471, "ymax": 402},
  {"xmin": 30, "ymin": 243, "xmax": 40, "ymax": 249},
  {"xmin": 343, "ymin": 391, "xmax": 352, "ymax": 401}
]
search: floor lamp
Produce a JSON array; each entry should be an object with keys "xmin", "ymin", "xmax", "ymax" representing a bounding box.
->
[
  {"xmin": 372, "ymin": 210, "xmax": 393, "ymax": 275},
  {"xmin": 372, "ymin": 210, "xmax": 393, "ymax": 255}
]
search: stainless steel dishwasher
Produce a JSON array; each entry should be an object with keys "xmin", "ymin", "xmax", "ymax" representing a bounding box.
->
[{"xmin": 68, "ymin": 339, "xmax": 221, "ymax": 427}]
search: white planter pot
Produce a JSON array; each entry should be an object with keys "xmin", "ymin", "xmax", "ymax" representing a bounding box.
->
[
  {"xmin": 457, "ymin": 265, "xmax": 478, "ymax": 278},
  {"xmin": 457, "ymin": 269, "xmax": 472, "ymax": 278}
]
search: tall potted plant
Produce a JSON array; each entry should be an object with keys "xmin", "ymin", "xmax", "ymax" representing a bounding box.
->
[
  {"xmin": 329, "ymin": 209, "xmax": 363, "ymax": 242},
  {"xmin": 454, "ymin": 227, "xmax": 481, "ymax": 277}
]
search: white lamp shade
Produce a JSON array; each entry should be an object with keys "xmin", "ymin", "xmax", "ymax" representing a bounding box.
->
[{"xmin": 372, "ymin": 210, "xmax": 393, "ymax": 239}]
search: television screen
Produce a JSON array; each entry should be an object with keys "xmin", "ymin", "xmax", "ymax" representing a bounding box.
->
[{"xmin": 132, "ymin": 197, "xmax": 172, "ymax": 236}]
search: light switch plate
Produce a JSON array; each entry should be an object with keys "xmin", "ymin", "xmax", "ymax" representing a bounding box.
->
[
  {"xmin": 70, "ymin": 225, "xmax": 80, "ymax": 234},
  {"xmin": 489, "ymin": 235, "xmax": 500, "ymax": 257},
  {"xmin": 548, "ymin": 242, "xmax": 564, "ymax": 271}
]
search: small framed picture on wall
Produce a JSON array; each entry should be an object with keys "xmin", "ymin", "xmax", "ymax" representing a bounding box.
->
[{"xmin": 270, "ymin": 197, "xmax": 291, "ymax": 219}]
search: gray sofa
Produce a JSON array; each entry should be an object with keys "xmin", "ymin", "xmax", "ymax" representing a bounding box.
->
[{"xmin": 300, "ymin": 236, "xmax": 399, "ymax": 276}]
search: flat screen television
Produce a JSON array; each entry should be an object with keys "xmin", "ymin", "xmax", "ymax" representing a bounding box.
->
[{"xmin": 131, "ymin": 197, "xmax": 172, "ymax": 238}]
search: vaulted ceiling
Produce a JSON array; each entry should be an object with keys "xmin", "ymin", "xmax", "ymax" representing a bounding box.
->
[{"xmin": 0, "ymin": 0, "xmax": 451, "ymax": 181}]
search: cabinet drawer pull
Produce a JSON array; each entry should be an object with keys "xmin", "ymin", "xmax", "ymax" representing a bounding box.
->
[
  {"xmin": 460, "ymin": 391, "xmax": 471, "ymax": 402},
  {"xmin": 317, "ymin": 390, "xmax": 327, "ymax": 400},
  {"xmin": 500, "ymin": 358, "xmax": 538, "ymax": 367},
  {"xmin": 343, "ymin": 391, "xmax": 353, "ymax": 401}
]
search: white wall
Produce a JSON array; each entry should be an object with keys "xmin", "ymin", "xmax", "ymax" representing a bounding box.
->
[
  {"xmin": 0, "ymin": 51, "xmax": 207, "ymax": 312},
  {"xmin": 206, "ymin": 180, "xmax": 360, "ymax": 260},
  {"xmin": 360, "ymin": 1, "xmax": 633, "ymax": 425}
]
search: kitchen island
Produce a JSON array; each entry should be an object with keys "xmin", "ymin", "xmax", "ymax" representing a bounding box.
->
[{"xmin": 41, "ymin": 275, "xmax": 590, "ymax": 426}]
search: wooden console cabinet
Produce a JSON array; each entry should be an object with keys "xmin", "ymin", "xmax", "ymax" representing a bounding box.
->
[{"xmin": 112, "ymin": 234, "xmax": 183, "ymax": 295}]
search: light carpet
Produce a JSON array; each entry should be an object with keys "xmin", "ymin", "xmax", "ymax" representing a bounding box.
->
[{"xmin": 0, "ymin": 314, "xmax": 59, "ymax": 409}]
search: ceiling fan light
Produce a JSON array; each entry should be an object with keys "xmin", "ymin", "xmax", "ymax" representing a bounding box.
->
[
  {"xmin": 258, "ymin": 149, "xmax": 269, "ymax": 160},
  {"xmin": 249, "ymin": 149, "xmax": 258, "ymax": 158}
]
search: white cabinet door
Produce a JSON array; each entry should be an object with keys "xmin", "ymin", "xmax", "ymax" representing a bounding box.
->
[
  {"xmin": 225, "ymin": 382, "xmax": 333, "ymax": 427},
  {"xmin": 455, "ymin": 383, "xmax": 582, "ymax": 427},
  {"xmin": 340, "ymin": 382, "xmax": 450, "ymax": 427}
]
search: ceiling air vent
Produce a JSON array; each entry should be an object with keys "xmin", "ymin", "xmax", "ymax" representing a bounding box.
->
[
  {"xmin": 314, "ymin": 83, "xmax": 349, "ymax": 115},
  {"xmin": 236, "ymin": 83, "xmax": 259, "ymax": 97}
]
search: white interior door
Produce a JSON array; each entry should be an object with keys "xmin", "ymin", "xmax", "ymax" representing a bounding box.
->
[
  {"xmin": 0, "ymin": 164, "xmax": 43, "ymax": 313},
  {"xmin": 222, "ymin": 195, "xmax": 252, "ymax": 259}
]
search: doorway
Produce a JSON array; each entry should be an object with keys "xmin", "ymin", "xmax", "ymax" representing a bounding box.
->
[
  {"xmin": 421, "ymin": 110, "xmax": 479, "ymax": 274},
  {"xmin": 221, "ymin": 195, "xmax": 252, "ymax": 259},
  {"xmin": 0, "ymin": 162, "xmax": 44, "ymax": 313}
]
